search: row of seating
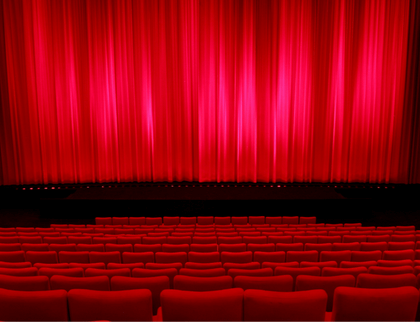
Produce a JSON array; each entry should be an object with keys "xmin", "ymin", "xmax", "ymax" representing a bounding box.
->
[
  {"xmin": 95, "ymin": 216, "xmax": 318, "ymax": 225},
  {"xmin": 3, "ymin": 234, "xmax": 420, "ymax": 244},
  {"xmin": 1, "ymin": 249, "xmax": 420, "ymax": 263},
  {"xmin": 0, "ymin": 286, "xmax": 417, "ymax": 321}
]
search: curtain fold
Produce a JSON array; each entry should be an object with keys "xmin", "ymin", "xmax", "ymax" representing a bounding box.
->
[{"xmin": 0, "ymin": 0, "xmax": 417, "ymax": 184}]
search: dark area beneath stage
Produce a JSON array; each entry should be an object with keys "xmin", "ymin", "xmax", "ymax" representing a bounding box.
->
[{"xmin": 0, "ymin": 184, "xmax": 419, "ymax": 229}]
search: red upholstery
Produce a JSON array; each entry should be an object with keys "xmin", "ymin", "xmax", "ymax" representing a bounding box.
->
[
  {"xmin": 161, "ymin": 288, "xmax": 244, "ymax": 321},
  {"xmin": 340, "ymin": 260, "xmax": 377, "ymax": 268},
  {"xmin": 155, "ymin": 252, "xmax": 187, "ymax": 265},
  {"xmin": 197, "ymin": 216, "xmax": 214, "ymax": 225},
  {"xmin": 146, "ymin": 217, "xmax": 162, "ymax": 225},
  {"xmin": 187, "ymin": 251, "xmax": 219, "ymax": 263},
  {"xmin": 161, "ymin": 244, "xmax": 190, "ymax": 252},
  {"xmin": 179, "ymin": 268, "xmax": 226, "ymax": 277},
  {"xmin": 0, "ymin": 289, "xmax": 68, "ymax": 321},
  {"xmin": 356, "ymin": 273, "xmax": 417, "ymax": 288},
  {"xmin": 304, "ymin": 243, "xmax": 333, "ymax": 252},
  {"xmin": 244, "ymin": 289, "xmax": 327, "ymax": 321},
  {"xmin": 234, "ymin": 275, "xmax": 294, "ymax": 292},
  {"xmin": 320, "ymin": 251, "xmax": 352, "ymax": 265},
  {"xmin": 107, "ymin": 262, "xmax": 145, "ymax": 270},
  {"xmin": 223, "ymin": 262, "xmax": 260, "ymax": 270},
  {"xmin": 286, "ymin": 250, "xmax": 319, "ymax": 263},
  {"xmin": 134, "ymin": 244, "xmax": 162, "ymax": 254},
  {"xmin": 0, "ymin": 267, "xmax": 38, "ymax": 276},
  {"xmin": 227, "ymin": 268, "xmax": 273, "ymax": 278},
  {"xmin": 282, "ymin": 216, "xmax": 299, "ymax": 224},
  {"xmin": 89, "ymin": 251, "xmax": 121, "ymax": 264},
  {"xmin": 146, "ymin": 262, "xmax": 183, "ymax": 271},
  {"xmin": 368, "ymin": 265, "xmax": 415, "ymax": 275},
  {"xmin": 351, "ymin": 250, "xmax": 382, "ymax": 261},
  {"xmin": 219, "ymin": 243, "xmax": 247, "ymax": 252},
  {"xmin": 331, "ymin": 286, "xmax": 419, "ymax": 321},
  {"xmin": 96, "ymin": 217, "xmax": 112, "ymax": 225},
  {"xmin": 377, "ymin": 259, "xmax": 414, "ymax": 267},
  {"xmin": 174, "ymin": 275, "xmax": 233, "ymax": 291},
  {"xmin": 300, "ymin": 217, "xmax": 316, "ymax": 224},
  {"xmin": 262, "ymin": 261, "xmax": 299, "ymax": 269},
  {"xmin": 383, "ymin": 250, "xmax": 415, "ymax": 261},
  {"xmin": 360, "ymin": 241, "xmax": 388, "ymax": 251},
  {"xmin": 111, "ymin": 276, "xmax": 169, "ymax": 315},
  {"xmin": 34, "ymin": 263, "xmax": 69, "ymax": 269},
  {"xmin": 221, "ymin": 251, "xmax": 253, "ymax": 263},
  {"xmin": 295, "ymin": 275, "xmax": 355, "ymax": 311},
  {"xmin": 75, "ymin": 244, "xmax": 104, "ymax": 252},
  {"xmin": 85, "ymin": 268, "xmax": 131, "ymax": 278},
  {"xmin": 58, "ymin": 251, "xmax": 90, "ymax": 263},
  {"xmin": 0, "ymin": 251, "xmax": 26, "ymax": 262},
  {"xmin": 38, "ymin": 267, "xmax": 84, "ymax": 278},
  {"xmin": 0, "ymin": 261, "xmax": 31, "ymax": 268},
  {"xmin": 253, "ymin": 251, "xmax": 285, "ymax": 263},
  {"xmin": 21, "ymin": 243, "xmax": 49, "ymax": 251},
  {"xmin": 274, "ymin": 267, "xmax": 321, "ymax": 289},
  {"xmin": 43, "ymin": 237, "xmax": 68, "ymax": 244},
  {"xmin": 132, "ymin": 268, "xmax": 178, "ymax": 288},
  {"xmin": 68, "ymin": 289, "xmax": 153, "ymax": 321},
  {"xmin": 0, "ymin": 243, "xmax": 21, "ymax": 251},
  {"xmin": 105, "ymin": 243, "xmax": 133, "ymax": 253},
  {"xmin": 122, "ymin": 252, "xmax": 154, "ymax": 264},
  {"xmin": 300, "ymin": 261, "xmax": 338, "ymax": 269},
  {"xmin": 0, "ymin": 275, "xmax": 49, "ymax": 291},
  {"xmin": 184, "ymin": 262, "xmax": 223, "ymax": 269},
  {"xmin": 322, "ymin": 266, "xmax": 368, "ymax": 278},
  {"xmin": 276, "ymin": 243, "xmax": 304, "ymax": 252},
  {"xmin": 50, "ymin": 275, "xmax": 110, "ymax": 291},
  {"xmin": 68, "ymin": 263, "xmax": 106, "ymax": 270},
  {"xmin": 189, "ymin": 243, "xmax": 218, "ymax": 252}
]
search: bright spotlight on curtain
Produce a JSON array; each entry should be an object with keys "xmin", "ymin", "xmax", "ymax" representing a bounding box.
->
[{"xmin": 0, "ymin": 0, "xmax": 418, "ymax": 185}]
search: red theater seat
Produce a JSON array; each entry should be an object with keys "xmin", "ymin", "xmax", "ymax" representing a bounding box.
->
[
  {"xmin": 122, "ymin": 252, "xmax": 154, "ymax": 264},
  {"xmin": 187, "ymin": 251, "xmax": 220, "ymax": 263},
  {"xmin": 276, "ymin": 243, "xmax": 304, "ymax": 252},
  {"xmin": 330, "ymin": 286, "xmax": 419, "ymax": 321},
  {"xmin": 146, "ymin": 262, "xmax": 183, "ymax": 271},
  {"xmin": 184, "ymin": 262, "xmax": 223, "ymax": 269},
  {"xmin": 21, "ymin": 243, "xmax": 49, "ymax": 252},
  {"xmin": 0, "ymin": 261, "xmax": 31, "ymax": 268},
  {"xmin": 85, "ymin": 268, "xmax": 130, "ymax": 278},
  {"xmin": 219, "ymin": 243, "xmax": 247, "ymax": 252},
  {"xmin": 111, "ymin": 276, "xmax": 169, "ymax": 315},
  {"xmin": 68, "ymin": 289, "xmax": 153, "ymax": 321},
  {"xmin": 351, "ymin": 250, "xmax": 382, "ymax": 262},
  {"xmin": 160, "ymin": 288, "xmax": 244, "ymax": 321},
  {"xmin": 161, "ymin": 244, "xmax": 190, "ymax": 252},
  {"xmin": 69, "ymin": 263, "xmax": 106, "ymax": 271},
  {"xmin": 295, "ymin": 275, "xmax": 355, "ymax": 311},
  {"xmin": 38, "ymin": 267, "xmax": 84, "ymax": 278},
  {"xmin": 322, "ymin": 267, "xmax": 367, "ymax": 279},
  {"xmin": 0, "ymin": 289, "xmax": 68, "ymax": 321},
  {"xmin": 224, "ymin": 262, "xmax": 260, "ymax": 271},
  {"xmin": 96, "ymin": 217, "xmax": 112, "ymax": 225},
  {"xmin": 360, "ymin": 241, "xmax": 388, "ymax": 251},
  {"xmin": 368, "ymin": 265, "xmax": 414, "ymax": 275},
  {"xmin": 76, "ymin": 244, "xmax": 104, "ymax": 252},
  {"xmin": 0, "ymin": 251, "xmax": 26, "ymax": 262},
  {"xmin": 173, "ymin": 275, "xmax": 233, "ymax": 291},
  {"xmin": 320, "ymin": 250, "xmax": 352, "ymax": 265},
  {"xmin": 300, "ymin": 261, "xmax": 338, "ymax": 269},
  {"xmin": 274, "ymin": 266, "xmax": 321, "ymax": 289},
  {"xmin": 244, "ymin": 289, "xmax": 327, "ymax": 321},
  {"xmin": 249, "ymin": 216, "xmax": 265, "ymax": 224},
  {"xmin": 0, "ymin": 275, "xmax": 49, "ymax": 291},
  {"xmin": 58, "ymin": 251, "xmax": 89, "ymax": 263},
  {"xmin": 132, "ymin": 268, "xmax": 178, "ymax": 288},
  {"xmin": 340, "ymin": 260, "xmax": 377, "ymax": 268},
  {"xmin": 221, "ymin": 251, "xmax": 252, "ymax": 263},
  {"xmin": 356, "ymin": 273, "xmax": 417, "ymax": 288},
  {"xmin": 190, "ymin": 243, "xmax": 218, "ymax": 252},
  {"xmin": 300, "ymin": 216, "xmax": 317, "ymax": 224},
  {"xmin": 383, "ymin": 249, "xmax": 415, "ymax": 261},
  {"xmin": 227, "ymin": 268, "xmax": 273, "ymax": 278},
  {"xmin": 233, "ymin": 275, "xmax": 293, "ymax": 292},
  {"xmin": 179, "ymin": 268, "xmax": 226, "ymax": 277},
  {"xmin": 50, "ymin": 275, "xmax": 110, "ymax": 291},
  {"xmin": 48, "ymin": 244, "xmax": 77, "ymax": 252},
  {"xmin": 287, "ymin": 250, "xmax": 318, "ymax": 263},
  {"xmin": 253, "ymin": 251, "xmax": 285, "ymax": 263},
  {"xmin": 107, "ymin": 262, "xmax": 145, "ymax": 270},
  {"xmin": 0, "ymin": 243, "xmax": 21, "ymax": 251},
  {"xmin": 155, "ymin": 252, "xmax": 187, "ymax": 265},
  {"xmin": 112, "ymin": 217, "xmax": 129, "ymax": 225},
  {"xmin": 89, "ymin": 251, "xmax": 121, "ymax": 264},
  {"xmin": 377, "ymin": 259, "xmax": 414, "ymax": 267},
  {"xmin": 0, "ymin": 267, "xmax": 38, "ymax": 276},
  {"xmin": 197, "ymin": 216, "xmax": 214, "ymax": 225}
]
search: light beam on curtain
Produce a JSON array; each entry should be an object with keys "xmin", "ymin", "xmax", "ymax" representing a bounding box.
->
[{"xmin": 0, "ymin": 0, "xmax": 418, "ymax": 185}]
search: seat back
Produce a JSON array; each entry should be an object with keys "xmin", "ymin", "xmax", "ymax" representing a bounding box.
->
[
  {"xmin": 331, "ymin": 286, "xmax": 419, "ymax": 321},
  {"xmin": 356, "ymin": 273, "xmax": 417, "ymax": 288},
  {"xmin": 68, "ymin": 289, "xmax": 153, "ymax": 321},
  {"xmin": 0, "ymin": 289, "xmax": 68, "ymax": 321},
  {"xmin": 234, "ymin": 275, "xmax": 293, "ymax": 292},
  {"xmin": 161, "ymin": 288, "xmax": 244, "ymax": 321},
  {"xmin": 173, "ymin": 275, "xmax": 233, "ymax": 291},
  {"xmin": 244, "ymin": 289, "xmax": 327, "ymax": 321},
  {"xmin": 0, "ymin": 275, "xmax": 49, "ymax": 291},
  {"xmin": 50, "ymin": 275, "xmax": 110, "ymax": 291},
  {"xmin": 110, "ymin": 276, "xmax": 169, "ymax": 315}
]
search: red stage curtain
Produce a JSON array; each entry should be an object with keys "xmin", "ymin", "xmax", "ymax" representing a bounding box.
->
[{"xmin": 0, "ymin": 0, "xmax": 418, "ymax": 184}]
